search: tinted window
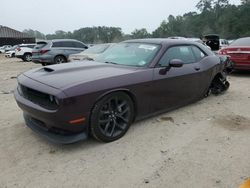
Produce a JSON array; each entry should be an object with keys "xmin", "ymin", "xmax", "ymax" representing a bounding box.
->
[
  {"xmin": 27, "ymin": 45, "xmax": 35, "ymax": 49},
  {"xmin": 52, "ymin": 41, "xmax": 75, "ymax": 47},
  {"xmin": 159, "ymin": 46, "xmax": 196, "ymax": 66},
  {"xmin": 52, "ymin": 42, "xmax": 63, "ymax": 47},
  {"xmin": 74, "ymin": 42, "xmax": 87, "ymax": 48},
  {"xmin": 63, "ymin": 41, "xmax": 75, "ymax": 48},
  {"xmin": 192, "ymin": 46, "xmax": 206, "ymax": 61}
]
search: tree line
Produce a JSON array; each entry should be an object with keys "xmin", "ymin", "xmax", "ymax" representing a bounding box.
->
[{"xmin": 23, "ymin": 0, "xmax": 250, "ymax": 44}]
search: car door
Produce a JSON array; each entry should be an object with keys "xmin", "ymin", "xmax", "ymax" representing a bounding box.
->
[
  {"xmin": 150, "ymin": 45, "xmax": 202, "ymax": 113},
  {"xmin": 190, "ymin": 45, "xmax": 216, "ymax": 96}
]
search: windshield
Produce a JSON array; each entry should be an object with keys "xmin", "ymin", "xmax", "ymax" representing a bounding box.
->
[
  {"xmin": 95, "ymin": 43, "xmax": 160, "ymax": 67},
  {"xmin": 230, "ymin": 37, "xmax": 250, "ymax": 46},
  {"xmin": 9, "ymin": 45, "xmax": 18, "ymax": 50}
]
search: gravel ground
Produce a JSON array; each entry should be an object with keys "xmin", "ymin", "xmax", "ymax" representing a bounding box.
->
[{"xmin": 0, "ymin": 54, "xmax": 249, "ymax": 188}]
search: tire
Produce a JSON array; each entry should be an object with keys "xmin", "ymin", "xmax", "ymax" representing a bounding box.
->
[
  {"xmin": 211, "ymin": 77, "xmax": 230, "ymax": 95},
  {"xmin": 54, "ymin": 55, "xmax": 66, "ymax": 64},
  {"xmin": 90, "ymin": 92, "xmax": 134, "ymax": 142},
  {"xmin": 23, "ymin": 53, "xmax": 32, "ymax": 62},
  {"xmin": 42, "ymin": 63, "xmax": 47, "ymax": 66},
  {"xmin": 11, "ymin": 53, "xmax": 15, "ymax": 58}
]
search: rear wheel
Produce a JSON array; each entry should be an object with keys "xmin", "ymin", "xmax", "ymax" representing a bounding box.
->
[
  {"xmin": 23, "ymin": 53, "xmax": 32, "ymax": 62},
  {"xmin": 90, "ymin": 92, "xmax": 134, "ymax": 142},
  {"xmin": 54, "ymin": 55, "xmax": 66, "ymax": 64}
]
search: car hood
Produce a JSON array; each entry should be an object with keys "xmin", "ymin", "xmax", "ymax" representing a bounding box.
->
[{"xmin": 23, "ymin": 61, "xmax": 140, "ymax": 89}]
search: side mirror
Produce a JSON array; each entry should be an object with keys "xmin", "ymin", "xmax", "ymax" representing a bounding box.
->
[
  {"xmin": 159, "ymin": 59, "xmax": 183, "ymax": 75},
  {"xmin": 169, "ymin": 59, "xmax": 184, "ymax": 68}
]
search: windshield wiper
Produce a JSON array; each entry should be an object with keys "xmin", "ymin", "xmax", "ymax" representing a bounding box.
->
[{"xmin": 104, "ymin": 61, "xmax": 118, "ymax": 65}]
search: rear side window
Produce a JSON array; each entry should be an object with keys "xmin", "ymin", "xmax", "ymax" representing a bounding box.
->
[
  {"xmin": 191, "ymin": 46, "xmax": 206, "ymax": 61},
  {"xmin": 73, "ymin": 42, "xmax": 87, "ymax": 48},
  {"xmin": 159, "ymin": 46, "xmax": 196, "ymax": 66},
  {"xmin": 52, "ymin": 41, "xmax": 76, "ymax": 48},
  {"xmin": 27, "ymin": 45, "xmax": 35, "ymax": 49},
  {"xmin": 52, "ymin": 42, "xmax": 64, "ymax": 47}
]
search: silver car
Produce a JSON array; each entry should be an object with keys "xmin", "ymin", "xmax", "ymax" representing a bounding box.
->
[
  {"xmin": 32, "ymin": 39, "xmax": 88, "ymax": 66},
  {"xmin": 68, "ymin": 43, "xmax": 114, "ymax": 62}
]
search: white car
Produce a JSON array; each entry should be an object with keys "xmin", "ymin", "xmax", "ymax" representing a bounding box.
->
[
  {"xmin": 15, "ymin": 44, "xmax": 36, "ymax": 61},
  {"xmin": 68, "ymin": 43, "xmax": 114, "ymax": 62},
  {"xmin": 0, "ymin": 45, "xmax": 12, "ymax": 53},
  {"xmin": 5, "ymin": 45, "xmax": 19, "ymax": 58}
]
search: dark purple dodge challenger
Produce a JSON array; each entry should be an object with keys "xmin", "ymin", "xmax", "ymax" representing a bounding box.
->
[{"xmin": 14, "ymin": 39, "xmax": 230, "ymax": 143}]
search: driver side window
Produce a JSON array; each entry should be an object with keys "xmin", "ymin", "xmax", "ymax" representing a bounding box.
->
[{"xmin": 158, "ymin": 46, "xmax": 196, "ymax": 66}]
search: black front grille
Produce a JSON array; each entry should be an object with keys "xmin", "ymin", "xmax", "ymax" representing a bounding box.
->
[{"xmin": 18, "ymin": 84, "xmax": 58, "ymax": 110}]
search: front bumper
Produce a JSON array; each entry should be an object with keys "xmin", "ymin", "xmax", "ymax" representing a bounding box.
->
[
  {"xmin": 14, "ymin": 75, "xmax": 90, "ymax": 143},
  {"xmin": 24, "ymin": 114, "xmax": 88, "ymax": 144}
]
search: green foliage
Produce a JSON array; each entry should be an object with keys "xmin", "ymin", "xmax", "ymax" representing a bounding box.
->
[
  {"xmin": 131, "ymin": 28, "xmax": 150, "ymax": 39},
  {"xmin": 46, "ymin": 26, "xmax": 123, "ymax": 43},
  {"xmin": 152, "ymin": 0, "xmax": 249, "ymax": 39}
]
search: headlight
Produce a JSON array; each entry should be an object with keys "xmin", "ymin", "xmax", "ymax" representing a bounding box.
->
[
  {"xmin": 49, "ymin": 95, "xmax": 59, "ymax": 105},
  {"xmin": 17, "ymin": 84, "xmax": 23, "ymax": 96}
]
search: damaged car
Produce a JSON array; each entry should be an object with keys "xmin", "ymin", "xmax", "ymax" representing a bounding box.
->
[{"xmin": 14, "ymin": 39, "xmax": 230, "ymax": 144}]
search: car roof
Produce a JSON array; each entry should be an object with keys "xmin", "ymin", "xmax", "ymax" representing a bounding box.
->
[
  {"xmin": 51, "ymin": 39, "xmax": 82, "ymax": 42},
  {"xmin": 123, "ymin": 38, "xmax": 198, "ymax": 45},
  {"xmin": 20, "ymin": 43, "xmax": 36, "ymax": 46}
]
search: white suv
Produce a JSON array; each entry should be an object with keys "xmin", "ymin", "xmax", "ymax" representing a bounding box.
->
[{"xmin": 15, "ymin": 44, "xmax": 36, "ymax": 61}]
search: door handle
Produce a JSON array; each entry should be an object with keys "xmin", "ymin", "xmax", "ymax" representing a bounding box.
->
[{"xmin": 194, "ymin": 67, "xmax": 200, "ymax": 71}]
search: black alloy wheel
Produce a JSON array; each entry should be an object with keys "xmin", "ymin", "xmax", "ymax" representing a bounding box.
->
[{"xmin": 91, "ymin": 92, "xmax": 134, "ymax": 142}]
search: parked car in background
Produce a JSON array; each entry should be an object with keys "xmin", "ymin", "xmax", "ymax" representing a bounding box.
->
[
  {"xmin": 32, "ymin": 39, "xmax": 88, "ymax": 66},
  {"xmin": 202, "ymin": 34, "xmax": 220, "ymax": 51},
  {"xmin": 15, "ymin": 44, "xmax": 36, "ymax": 62},
  {"xmin": 219, "ymin": 37, "xmax": 250, "ymax": 70},
  {"xmin": 5, "ymin": 45, "xmax": 19, "ymax": 58},
  {"xmin": 219, "ymin": 39, "xmax": 229, "ymax": 49},
  {"xmin": 14, "ymin": 39, "xmax": 230, "ymax": 144},
  {"xmin": 68, "ymin": 43, "xmax": 114, "ymax": 62},
  {"xmin": 186, "ymin": 38, "xmax": 211, "ymax": 50},
  {"xmin": 228, "ymin": 40, "xmax": 235, "ymax": 44},
  {"xmin": 0, "ymin": 45, "xmax": 12, "ymax": 53}
]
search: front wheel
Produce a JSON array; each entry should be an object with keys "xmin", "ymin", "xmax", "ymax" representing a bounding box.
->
[
  {"xmin": 210, "ymin": 76, "xmax": 230, "ymax": 95},
  {"xmin": 90, "ymin": 92, "xmax": 134, "ymax": 142}
]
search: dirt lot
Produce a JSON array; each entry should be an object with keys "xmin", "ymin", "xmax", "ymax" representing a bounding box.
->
[{"xmin": 0, "ymin": 54, "xmax": 249, "ymax": 188}]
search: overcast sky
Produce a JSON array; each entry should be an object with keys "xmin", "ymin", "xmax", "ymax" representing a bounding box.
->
[{"xmin": 0, "ymin": 0, "xmax": 241, "ymax": 34}]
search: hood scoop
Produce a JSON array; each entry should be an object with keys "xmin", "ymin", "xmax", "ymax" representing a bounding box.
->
[{"xmin": 42, "ymin": 67, "xmax": 54, "ymax": 72}]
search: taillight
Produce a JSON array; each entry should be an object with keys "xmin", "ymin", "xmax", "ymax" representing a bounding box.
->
[
  {"xmin": 39, "ymin": 50, "xmax": 50, "ymax": 54},
  {"xmin": 16, "ymin": 47, "xmax": 21, "ymax": 51}
]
